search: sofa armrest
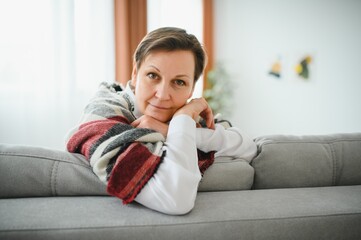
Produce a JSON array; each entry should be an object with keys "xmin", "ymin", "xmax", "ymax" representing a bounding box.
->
[{"xmin": 252, "ymin": 133, "xmax": 361, "ymax": 189}]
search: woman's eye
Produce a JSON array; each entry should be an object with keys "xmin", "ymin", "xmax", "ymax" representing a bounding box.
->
[
  {"xmin": 174, "ymin": 79, "xmax": 186, "ymax": 86},
  {"xmin": 147, "ymin": 73, "xmax": 158, "ymax": 79}
]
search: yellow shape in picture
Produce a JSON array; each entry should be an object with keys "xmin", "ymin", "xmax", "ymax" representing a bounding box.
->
[{"xmin": 295, "ymin": 55, "xmax": 312, "ymax": 79}]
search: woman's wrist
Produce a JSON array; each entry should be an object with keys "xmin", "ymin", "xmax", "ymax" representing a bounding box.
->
[{"xmin": 174, "ymin": 109, "xmax": 197, "ymax": 121}]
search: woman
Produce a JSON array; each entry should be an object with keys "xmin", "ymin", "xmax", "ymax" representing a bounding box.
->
[{"xmin": 66, "ymin": 27, "xmax": 256, "ymax": 215}]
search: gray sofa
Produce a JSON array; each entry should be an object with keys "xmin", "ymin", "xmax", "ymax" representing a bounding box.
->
[{"xmin": 1, "ymin": 133, "xmax": 361, "ymax": 240}]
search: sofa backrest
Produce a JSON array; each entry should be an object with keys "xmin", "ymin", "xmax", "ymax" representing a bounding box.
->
[
  {"xmin": 0, "ymin": 144, "xmax": 108, "ymax": 198},
  {"xmin": 0, "ymin": 144, "xmax": 253, "ymax": 198},
  {"xmin": 252, "ymin": 133, "xmax": 361, "ymax": 189},
  {"xmin": 2, "ymin": 133, "xmax": 360, "ymax": 198}
]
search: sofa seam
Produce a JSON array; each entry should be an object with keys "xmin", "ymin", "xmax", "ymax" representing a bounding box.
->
[
  {"xmin": 254, "ymin": 138, "xmax": 361, "ymax": 155},
  {"xmin": 55, "ymin": 161, "xmax": 59, "ymax": 196},
  {"xmin": 49, "ymin": 160, "xmax": 54, "ymax": 196},
  {"xmin": 0, "ymin": 151, "xmax": 246, "ymax": 168},
  {"xmin": 329, "ymin": 142, "xmax": 337, "ymax": 186},
  {"xmin": 213, "ymin": 160, "xmax": 249, "ymax": 164},
  {"xmin": 50, "ymin": 161, "xmax": 59, "ymax": 196},
  {"xmin": 257, "ymin": 138, "xmax": 361, "ymax": 146},
  {"xmin": 0, "ymin": 152, "xmax": 91, "ymax": 169},
  {"xmin": 1, "ymin": 212, "xmax": 361, "ymax": 233}
]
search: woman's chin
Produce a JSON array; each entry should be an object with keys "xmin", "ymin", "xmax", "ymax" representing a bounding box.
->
[{"xmin": 145, "ymin": 112, "xmax": 172, "ymax": 123}]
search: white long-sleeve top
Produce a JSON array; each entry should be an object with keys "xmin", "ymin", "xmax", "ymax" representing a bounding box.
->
[{"xmin": 135, "ymin": 114, "xmax": 257, "ymax": 215}]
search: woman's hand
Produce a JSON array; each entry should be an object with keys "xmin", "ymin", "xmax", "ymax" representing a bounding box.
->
[
  {"xmin": 131, "ymin": 115, "xmax": 169, "ymax": 137},
  {"xmin": 175, "ymin": 98, "xmax": 215, "ymax": 129},
  {"xmin": 132, "ymin": 98, "xmax": 214, "ymax": 136}
]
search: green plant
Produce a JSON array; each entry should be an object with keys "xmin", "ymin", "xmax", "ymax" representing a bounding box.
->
[{"xmin": 203, "ymin": 64, "xmax": 233, "ymax": 117}]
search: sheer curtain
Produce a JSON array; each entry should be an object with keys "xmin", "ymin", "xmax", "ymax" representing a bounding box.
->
[{"xmin": 0, "ymin": 0, "xmax": 115, "ymax": 150}]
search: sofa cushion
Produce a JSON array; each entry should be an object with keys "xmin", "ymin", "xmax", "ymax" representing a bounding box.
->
[
  {"xmin": 252, "ymin": 133, "xmax": 361, "ymax": 189},
  {"xmin": 0, "ymin": 144, "xmax": 254, "ymax": 198},
  {"xmin": 198, "ymin": 156, "xmax": 254, "ymax": 191}
]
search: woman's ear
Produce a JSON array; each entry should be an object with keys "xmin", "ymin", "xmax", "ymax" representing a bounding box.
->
[{"xmin": 130, "ymin": 63, "xmax": 137, "ymax": 86}]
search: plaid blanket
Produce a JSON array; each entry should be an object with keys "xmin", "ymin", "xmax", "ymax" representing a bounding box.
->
[{"xmin": 67, "ymin": 82, "xmax": 214, "ymax": 204}]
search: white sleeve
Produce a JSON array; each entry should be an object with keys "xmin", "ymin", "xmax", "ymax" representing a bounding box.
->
[
  {"xmin": 196, "ymin": 124, "xmax": 257, "ymax": 162},
  {"xmin": 135, "ymin": 114, "xmax": 201, "ymax": 215}
]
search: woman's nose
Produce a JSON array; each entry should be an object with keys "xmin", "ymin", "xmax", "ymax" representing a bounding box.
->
[{"xmin": 155, "ymin": 82, "xmax": 171, "ymax": 100}]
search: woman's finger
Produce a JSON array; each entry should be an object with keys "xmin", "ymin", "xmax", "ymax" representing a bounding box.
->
[
  {"xmin": 131, "ymin": 118, "xmax": 140, "ymax": 127},
  {"xmin": 200, "ymin": 105, "xmax": 214, "ymax": 129}
]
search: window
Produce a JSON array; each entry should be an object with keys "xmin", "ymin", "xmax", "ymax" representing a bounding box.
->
[{"xmin": 0, "ymin": 0, "xmax": 114, "ymax": 149}]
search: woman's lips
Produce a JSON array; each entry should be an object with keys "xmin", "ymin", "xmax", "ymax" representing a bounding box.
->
[{"xmin": 149, "ymin": 103, "xmax": 171, "ymax": 110}]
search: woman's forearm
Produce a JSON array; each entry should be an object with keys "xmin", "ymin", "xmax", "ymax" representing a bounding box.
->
[
  {"xmin": 196, "ymin": 125, "xmax": 257, "ymax": 162},
  {"xmin": 135, "ymin": 115, "xmax": 201, "ymax": 215}
]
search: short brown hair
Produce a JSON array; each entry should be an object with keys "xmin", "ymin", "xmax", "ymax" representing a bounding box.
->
[{"xmin": 134, "ymin": 27, "xmax": 207, "ymax": 83}]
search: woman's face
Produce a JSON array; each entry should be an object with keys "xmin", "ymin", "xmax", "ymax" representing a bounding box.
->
[{"xmin": 131, "ymin": 50, "xmax": 195, "ymax": 123}]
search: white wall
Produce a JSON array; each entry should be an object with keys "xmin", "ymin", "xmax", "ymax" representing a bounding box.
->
[{"xmin": 214, "ymin": 0, "xmax": 361, "ymax": 137}]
